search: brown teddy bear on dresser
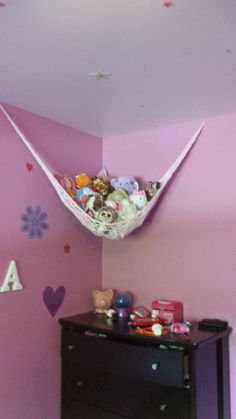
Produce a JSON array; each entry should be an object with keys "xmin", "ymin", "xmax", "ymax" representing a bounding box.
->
[{"xmin": 92, "ymin": 289, "xmax": 114, "ymax": 313}]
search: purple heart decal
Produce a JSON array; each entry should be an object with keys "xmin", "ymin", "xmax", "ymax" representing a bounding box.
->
[{"xmin": 43, "ymin": 286, "xmax": 65, "ymax": 317}]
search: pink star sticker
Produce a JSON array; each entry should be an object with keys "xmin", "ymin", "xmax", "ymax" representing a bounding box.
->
[
  {"xmin": 64, "ymin": 244, "xmax": 71, "ymax": 253},
  {"xmin": 26, "ymin": 162, "xmax": 33, "ymax": 172},
  {"xmin": 163, "ymin": 1, "xmax": 174, "ymax": 7}
]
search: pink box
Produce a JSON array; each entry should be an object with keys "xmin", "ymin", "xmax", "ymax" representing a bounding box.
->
[{"xmin": 151, "ymin": 299, "xmax": 183, "ymax": 325}]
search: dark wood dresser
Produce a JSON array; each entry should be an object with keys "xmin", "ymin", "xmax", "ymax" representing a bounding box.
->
[{"xmin": 59, "ymin": 312, "xmax": 231, "ymax": 419}]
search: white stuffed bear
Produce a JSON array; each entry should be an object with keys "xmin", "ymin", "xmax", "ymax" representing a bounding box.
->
[
  {"xmin": 106, "ymin": 188, "xmax": 137, "ymax": 221},
  {"xmin": 130, "ymin": 190, "xmax": 147, "ymax": 210}
]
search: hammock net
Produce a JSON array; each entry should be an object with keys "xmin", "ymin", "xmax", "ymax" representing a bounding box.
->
[{"xmin": 0, "ymin": 104, "xmax": 204, "ymax": 239}]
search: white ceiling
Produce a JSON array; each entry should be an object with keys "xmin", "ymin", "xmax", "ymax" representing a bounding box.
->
[{"xmin": 0, "ymin": 0, "xmax": 236, "ymax": 136}]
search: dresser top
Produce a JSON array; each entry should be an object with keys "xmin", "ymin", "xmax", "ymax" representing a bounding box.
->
[{"xmin": 59, "ymin": 311, "xmax": 231, "ymax": 349}]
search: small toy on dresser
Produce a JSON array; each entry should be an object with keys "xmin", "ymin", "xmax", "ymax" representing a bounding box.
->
[
  {"xmin": 151, "ymin": 299, "xmax": 183, "ymax": 325},
  {"xmin": 92, "ymin": 289, "xmax": 114, "ymax": 314},
  {"xmin": 128, "ymin": 299, "xmax": 190, "ymax": 338},
  {"xmin": 114, "ymin": 292, "xmax": 132, "ymax": 318},
  {"xmin": 133, "ymin": 305, "xmax": 151, "ymax": 318}
]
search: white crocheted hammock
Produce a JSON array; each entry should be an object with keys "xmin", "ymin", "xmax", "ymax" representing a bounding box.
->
[{"xmin": 0, "ymin": 104, "xmax": 204, "ymax": 239}]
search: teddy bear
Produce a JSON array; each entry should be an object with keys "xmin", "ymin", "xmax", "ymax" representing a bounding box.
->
[
  {"xmin": 105, "ymin": 187, "xmax": 129, "ymax": 208},
  {"xmin": 92, "ymin": 289, "xmax": 114, "ymax": 313},
  {"xmin": 91, "ymin": 175, "xmax": 113, "ymax": 197},
  {"xmin": 106, "ymin": 188, "xmax": 137, "ymax": 221},
  {"xmin": 130, "ymin": 190, "xmax": 147, "ymax": 210}
]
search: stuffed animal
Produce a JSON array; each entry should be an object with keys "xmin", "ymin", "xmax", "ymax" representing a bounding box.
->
[
  {"xmin": 75, "ymin": 186, "xmax": 94, "ymax": 209},
  {"xmin": 130, "ymin": 190, "xmax": 147, "ymax": 210},
  {"xmin": 97, "ymin": 206, "xmax": 117, "ymax": 223},
  {"xmin": 117, "ymin": 199, "xmax": 137, "ymax": 221},
  {"xmin": 111, "ymin": 176, "xmax": 139, "ymax": 195},
  {"xmin": 106, "ymin": 188, "xmax": 129, "ymax": 209},
  {"xmin": 92, "ymin": 289, "xmax": 114, "ymax": 313},
  {"xmin": 59, "ymin": 175, "xmax": 75, "ymax": 197},
  {"xmin": 75, "ymin": 173, "xmax": 91, "ymax": 188},
  {"xmin": 145, "ymin": 181, "xmax": 161, "ymax": 201},
  {"xmin": 106, "ymin": 188, "xmax": 136, "ymax": 221},
  {"xmin": 85, "ymin": 194, "xmax": 104, "ymax": 217},
  {"xmin": 92, "ymin": 176, "xmax": 113, "ymax": 197}
]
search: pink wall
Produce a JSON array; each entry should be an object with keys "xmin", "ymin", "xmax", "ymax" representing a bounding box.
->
[
  {"xmin": 103, "ymin": 114, "xmax": 236, "ymax": 418},
  {"xmin": 2, "ymin": 104, "xmax": 236, "ymax": 417},
  {"xmin": 0, "ymin": 104, "xmax": 103, "ymax": 419}
]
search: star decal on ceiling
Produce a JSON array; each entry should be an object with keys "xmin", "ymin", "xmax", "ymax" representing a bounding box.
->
[
  {"xmin": 163, "ymin": 1, "xmax": 174, "ymax": 7},
  {"xmin": 89, "ymin": 69, "xmax": 111, "ymax": 80}
]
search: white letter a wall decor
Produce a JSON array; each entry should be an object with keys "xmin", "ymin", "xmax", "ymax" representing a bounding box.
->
[{"xmin": 0, "ymin": 260, "xmax": 23, "ymax": 292}]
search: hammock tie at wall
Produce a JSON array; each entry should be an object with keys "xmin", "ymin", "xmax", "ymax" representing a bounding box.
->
[{"xmin": 0, "ymin": 104, "xmax": 204, "ymax": 239}]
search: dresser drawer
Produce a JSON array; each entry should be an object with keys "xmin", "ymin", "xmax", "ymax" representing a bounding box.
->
[
  {"xmin": 62, "ymin": 397, "xmax": 125, "ymax": 419},
  {"xmin": 62, "ymin": 329, "xmax": 186, "ymax": 387},
  {"xmin": 64, "ymin": 363, "xmax": 189, "ymax": 419}
]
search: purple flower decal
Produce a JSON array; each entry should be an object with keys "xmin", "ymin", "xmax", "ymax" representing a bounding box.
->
[{"xmin": 20, "ymin": 206, "xmax": 49, "ymax": 239}]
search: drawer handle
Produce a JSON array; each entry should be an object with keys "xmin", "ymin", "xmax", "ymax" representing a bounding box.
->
[
  {"xmin": 151, "ymin": 362, "xmax": 160, "ymax": 370},
  {"xmin": 77, "ymin": 380, "xmax": 84, "ymax": 387},
  {"xmin": 160, "ymin": 403, "xmax": 167, "ymax": 412},
  {"xmin": 68, "ymin": 344, "xmax": 76, "ymax": 351}
]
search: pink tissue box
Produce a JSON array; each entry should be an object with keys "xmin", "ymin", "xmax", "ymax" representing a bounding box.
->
[{"xmin": 151, "ymin": 299, "xmax": 183, "ymax": 325}]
